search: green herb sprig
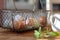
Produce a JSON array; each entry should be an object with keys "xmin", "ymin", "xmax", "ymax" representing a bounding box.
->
[{"xmin": 34, "ymin": 27, "xmax": 60, "ymax": 39}]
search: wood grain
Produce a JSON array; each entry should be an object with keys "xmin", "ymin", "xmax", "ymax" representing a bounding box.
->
[{"xmin": 0, "ymin": 28, "xmax": 35, "ymax": 40}]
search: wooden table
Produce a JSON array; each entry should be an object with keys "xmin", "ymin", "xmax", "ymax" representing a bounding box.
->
[
  {"xmin": 0, "ymin": 24, "xmax": 52, "ymax": 40},
  {"xmin": 0, "ymin": 28, "xmax": 35, "ymax": 40}
]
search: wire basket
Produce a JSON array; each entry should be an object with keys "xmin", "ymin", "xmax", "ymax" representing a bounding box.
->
[{"xmin": 0, "ymin": 9, "xmax": 47, "ymax": 32}]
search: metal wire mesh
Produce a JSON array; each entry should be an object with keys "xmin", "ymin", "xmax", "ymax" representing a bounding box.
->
[
  {"xmin": 0, "ymin": 9, "xmax": 47, "ymax": 31},
  {"xmin": 0, "ymin": 10, "xmax": 13, "ymax": 29},
  {"xmin": 0, "ymin": 10, "xmax": 2, "ymax": 27}
]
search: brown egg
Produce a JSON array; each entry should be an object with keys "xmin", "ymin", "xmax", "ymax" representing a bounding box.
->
[
  {"xmin": 28, "ymin": 18, "xmax": 34, "ymax": 26},
  {"xmin": 14, "ymin": 20, "xmax": 26, "ymax": 30},
  {"xmin": 19, "ymin": 20, "xmax": 26, "ymax": 29},
  {"xmin": 38, "ymin": 16, "xmax": 47, "ymax": 26},
  {"xmin": 14, "ymin": 21, "xmax": 20, "ymax": 30}
]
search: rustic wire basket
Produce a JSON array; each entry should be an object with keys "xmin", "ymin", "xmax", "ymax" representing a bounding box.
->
[{"xmin": 0, "ymin": 9, "xmax": 47, "ymax": 32}]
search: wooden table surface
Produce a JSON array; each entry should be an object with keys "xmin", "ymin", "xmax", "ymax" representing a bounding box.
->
[
  {"xmin": 0, "ymin": 24, "xmax": 51, "ymax": 40},
  {"xmin": 0, "ymin": 28, "xmax": 35, "ymax": 40}
]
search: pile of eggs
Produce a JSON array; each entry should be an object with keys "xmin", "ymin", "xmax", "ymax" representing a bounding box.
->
[
  {"xmin": 13, "ymin": 15, "xmax": 47, "ymax": 30},
  {"xmin": 3, "ymin": 14, "xmax": 47, "ymax": 30}
]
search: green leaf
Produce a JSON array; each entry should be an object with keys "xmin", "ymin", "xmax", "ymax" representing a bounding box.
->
[
  {"xmin": 52, "ymin": 32, "xmax": 60, "ymax": 36},
  {"xmin": 34, "ymin": 27, "xmax": 60, "ymax": 39},
  {"xmin": 34, "ymin": 30, "xmax": 40, "ymax": 39},
  {"xmin": 39, "ymin": 27, "xmax": 41, "ymax": 32},
  {"xmin": 46, "ymin": 28, "xmax": 49, "ymax": 33},
  {"xmin": 39, "ymin": 33, "xmax": 43, "ymax": 38},
  {"xmin": 38, "ymin": 27, "xmax": 43, "ymax": 38},
  {"xmin": 48, "ymin": 32, "xmax": 60, "ymax": 36},
  {"xmin": 44, "ymin": 35, "xmax": 50, "ymax": 38}
]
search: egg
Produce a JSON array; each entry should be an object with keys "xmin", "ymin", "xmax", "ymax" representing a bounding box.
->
[
  {"xmin": 38, "ymin": 16, "xmax": 47, "ymax": 26},
  {"xmin": 26, "ymin": 18, "xmax": 40, "ymax": 27},
  {"xmin": 28, "ymin": 18, "xmax": 34, "ymax": 26},
  {"xmin": 14, "ymin": 20, "xmax": 26, "ymax": 30},
  {"xmin": 14, "ymin": 15, "xmax": 26, "ymax": 30},
  {"xmin": 19, "ymin": 20, "xmax": 26, "ymax": 29},
  {"xmin": 14, "ymin": 21, "xmax": 20, "ymax": 30}
]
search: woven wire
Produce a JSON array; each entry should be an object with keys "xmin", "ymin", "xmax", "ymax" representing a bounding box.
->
[{"xmin": 0, "ymin": 9, "xmax": 47, "ymax": 31}]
